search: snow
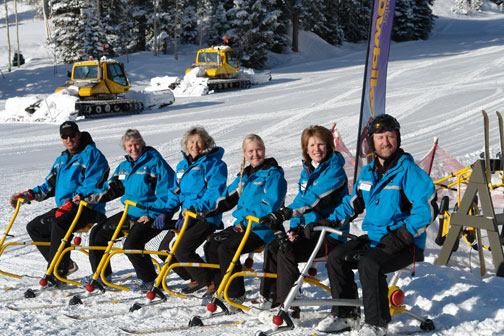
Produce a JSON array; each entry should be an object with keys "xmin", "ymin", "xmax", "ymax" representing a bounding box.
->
[{"xmin": 1, "ymin": 1, "xmax": 504, "ymax": 335}]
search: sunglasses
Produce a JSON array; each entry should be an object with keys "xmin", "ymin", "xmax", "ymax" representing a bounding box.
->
[{"xmin": 61, "ymin": 133, "xmax": 78, "ymax": 139}]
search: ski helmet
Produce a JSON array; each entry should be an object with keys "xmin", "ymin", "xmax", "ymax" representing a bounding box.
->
[{"xmin": 367, "ymin": 114, "xmax": 401, "ymax": 150}]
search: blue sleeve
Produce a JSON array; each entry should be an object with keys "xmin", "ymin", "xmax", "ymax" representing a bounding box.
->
[
  {"xmin": 75, "ymin": 149, "xmax": 110, "ymax": 197},
  {"xmin": 31, "ymin": 159, "xmax": 59, "ymax": 201},
  {"xmin": 329, "ymin": 175, "xmax": 362, "ymax": 222},
  {"xmin": 402, "ymin": 163, "xmax": 437, "ymax": 236},
  {"xmin": 288, "ymin": 164, "xmax": 347, "ymax": 228},
  {"xmin": 245, "ymin": 170, "xmax": 287, "ymax": 220},
  {"xmin": 84, "ymin": 164, "xmax": 125, "ymax": 204},
  {"xmin": 191, "ymin": 159, "xmax": 228, "ymax": 212},
  {"xmin": 143, "ymin": 160, "xmax": 177, "ymax": 218}
]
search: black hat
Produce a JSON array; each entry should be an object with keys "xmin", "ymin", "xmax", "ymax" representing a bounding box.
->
[{"xmin": 60, "ymin": 121, "xmax": 80, "ymax": 136}]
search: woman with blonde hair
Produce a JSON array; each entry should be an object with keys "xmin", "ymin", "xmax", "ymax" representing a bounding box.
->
[{"xmin": 199, "ymin": 134, "xmax": 287, "ymax": 301}]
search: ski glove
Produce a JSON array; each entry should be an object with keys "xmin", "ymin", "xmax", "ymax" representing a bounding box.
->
[
  {"xmin": 350, "ymin": 190, "xmax": 365, "ymax": 221},
  {"xmin": 153, "ymin": 214, "xmax": 168, "ymax": 230},
  {"xmin": 10, "ymin": 190, "xmax": 34, "ymax": 208},
  {"xmin": 259, "ymin": 207, "xmax": 293, "ymax": 231},
  {"xmin": 174, "ymin": 207, "xmax": 200, "ymax": 230},
  {"xmin": 304, "ymin": 219, "xmax": 339, "ymax": 239},
  {"xmin": 55, "ymin": 200, "xmax": 74, "ymax": 218},
  {"xmin": 274, "ymin": 230, "xmax": 292, "ymax": 253},
  {"xmin": 379, "ymin": 224, "xmax": 415, "ymax": 255}
]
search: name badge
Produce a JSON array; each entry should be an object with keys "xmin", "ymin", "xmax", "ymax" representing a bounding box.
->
[
  {"xmin": 359, "ymin": 182, "xmax": 371, "ymax": 191},
  {"xmin": 119, "ymin": 174, "xmax": 126, "ymax": 180}
]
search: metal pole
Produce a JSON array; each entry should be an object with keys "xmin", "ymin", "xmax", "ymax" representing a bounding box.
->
[
  {"xmin": 174, "ymin": 0, "xmax": 178, "ymax": 60},
  {"xmin": 15, "ymin": 0, "xmax": 20, "ymax": 68},
  {"xmin": 4, "ymin": 0, "xmax": 12, "ymax": 72},
  {"xmin": 153, "ymin": 0, "xmax": 158, "ymax": 56}
]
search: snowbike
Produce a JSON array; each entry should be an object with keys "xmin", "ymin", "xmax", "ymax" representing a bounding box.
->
[
  {"xmin": 0, "ymin": 200, "xmax": 95, "ymax": 285},
  {"xmin": 254, "ymin": 226, "xmax": 435, "ymax": 335}
]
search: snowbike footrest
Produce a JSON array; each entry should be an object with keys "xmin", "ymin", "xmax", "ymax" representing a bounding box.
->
[
  {"xmin": 211, "ymin": 297, "xmax": 230, "ymax": 315},
  {"xmin": 151, "ymin": 286, "xmax": 167, "ymax": 301},
  {"xmin": 91, "ymin": 279, "xmax": 106, "ymax": 293}
]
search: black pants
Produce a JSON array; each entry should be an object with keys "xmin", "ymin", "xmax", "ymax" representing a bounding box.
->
[
  {"xmin": 170, "ymin": 219, "xmax": 217, "ymax": 285},
  {"xmin": 261, "ymin": 234, "xmax": 341, "ymax": 305},
  {"xmin": 203, "ymin": 226, "xmax": 264, "ymax": 298},
  {"xmin": 26, "ymin": 205, "xmax": 105, "ymax": 273},
  {"xmin": 158, "ymin": 230, "xmax": 193, "ymax": 281},
  {"xmin": 88, "ymin": 212, "xmax": 162, "ymax": 282},
  {"xmin": 326, "ymin": 239, "xmax": 422, "ymax": 327}
]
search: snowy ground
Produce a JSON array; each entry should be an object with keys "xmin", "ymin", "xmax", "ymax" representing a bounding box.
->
[{"xmin": 1, "ymin": 0, "xmax": 504, "ymax": 335}]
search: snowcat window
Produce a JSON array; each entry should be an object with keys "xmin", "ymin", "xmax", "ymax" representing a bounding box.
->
[
  {"xmin": 226, "ymin": 51, "xmax": 239, "ymax": 68},
  {"xmin": 198, "ymin": 52, "xmax": 217, "ymax": 63},
  {"xmin": 107, "ymin": 63, "xmax": 128, "ymax": 86},
  {"xmin": 73, "ymin": 65, "xmax": 98, "ymax": 79}
]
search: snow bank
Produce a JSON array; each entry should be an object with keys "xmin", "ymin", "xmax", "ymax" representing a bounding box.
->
[
  {"xmin": 146, "ymin": 66, "xmax": 272, "ymax": 98},
  {"xmin": 240, "ymin": 67, "xmax": 272, "ymax": 85},
  {"xmin": 128, "ymin": 88, "xmax": 176, "ymax": 110},
  {"xmin": 0, "ymin": 88, "xmax": 79, "ymax": 123}
]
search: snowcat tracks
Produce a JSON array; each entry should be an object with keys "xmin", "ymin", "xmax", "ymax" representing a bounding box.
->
[
  {"xmin": 208, "ymin": 78, "xmax": 251, "ymax": 91},
  {"xmin": 76, "ymin": 99, "xmax": 144, "ymax": 118}
]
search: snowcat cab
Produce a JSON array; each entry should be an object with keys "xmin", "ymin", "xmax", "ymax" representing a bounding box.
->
[
  {"xmin": 185, "ymin": 46, "xmax": 251, "ymax": 91},
  {"xmin": 56, "ymin": 57, "xmax": 144, "ymax": 117}
]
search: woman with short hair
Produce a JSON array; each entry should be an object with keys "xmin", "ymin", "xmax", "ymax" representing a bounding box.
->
[
  {"xmin": 155, "ymin": 126, "xmax": 228, "ymax": 294},
  {"xmin": 256, "ymin": 125, "xmax": 349, "ymax": 316},
  {"xmin": 83, "ymin": 129, "xmax": 175, "ymax": 291}
]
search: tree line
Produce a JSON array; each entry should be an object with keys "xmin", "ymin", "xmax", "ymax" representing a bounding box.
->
[{"xmin": 43, "ymin": 0, "xmax": 435, "ymax": 68}]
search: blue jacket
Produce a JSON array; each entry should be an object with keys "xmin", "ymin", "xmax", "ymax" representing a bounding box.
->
[
  {"xmin": 167, "ymin": 147, "xmax": 228, "ymax": 227},
  {"xmin": 31, "ymin": 132, "xmax": 109, "ymax": 214},
  {"xmin": 288, "ymin": 151, "xmax": 349, "ymax": 240},
  {"xmin": 206, "ymin": 158, "xmax": 287, "ymax": 244},
  {"xmin": 330, "ymin": 152, "xmax": 437, "ymax": 249},
  {"xmin": 86, "ymin": 146, "xmax": 175, "ymax": 219}
]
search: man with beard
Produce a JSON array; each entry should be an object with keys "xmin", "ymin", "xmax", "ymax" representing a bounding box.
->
[{"xmin": 313, "ymin": 114, "xmax": 438, "ymax": 336}]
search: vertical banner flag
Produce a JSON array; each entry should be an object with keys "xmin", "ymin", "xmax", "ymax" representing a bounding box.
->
[{"xmin": 353, "ymin": 0, "xmax": 397, "ymax": 183}]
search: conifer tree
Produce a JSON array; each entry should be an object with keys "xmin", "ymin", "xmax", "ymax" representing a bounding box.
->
[
  {"xmin": 50, "ymin": 0, "xmax": 83, "ymax": 63},
  {"xmin": 127, "ymin": 0, "xmax": 150, "ymax": 52},
  {"xmin": 100, "ymin": 0, "xmax": 131, "ymax": 56},
  {"xmin": 178, "ymin": 0, "xmax": 198, "ymax": 44},
  {"xmin": 392, "ymin": 0, "xmax": 415, "ymax": 42},
  {"xmin": 299, "ymin": 0, "xmax": 343, "ymax": 46},
  {"xmin": 206, "ymin": 0, "xmax": 233, "ymax": 46},
  {"xmin": 78, "ymin": 1, "xmax": 106, "ymax": 59},
  {"xmin": 412, "ymin": 0, "xmax": 436, "ymax": 40},
  {"xmin": 337, "ymin": 0, "xmax": 372, "ymax": 43}
]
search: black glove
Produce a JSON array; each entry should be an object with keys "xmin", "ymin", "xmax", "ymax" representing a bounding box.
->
[
  {"xmin": 350, "ymin": 191, "xmax": 365, "ymax": 221},
  {"xmin": 259, "ymin": 207, "xmax": 293, "ymax": 231},
  {"xmin": 379, "ymin": 224, "xmax": 414, "ymax": 255},
  {"xmin": 274, "ymin": 230, "xmax": 292, "ymax": 253},
  {"xmin": 10, "ymin": 190, "xmax": 34, "ymax": 208},
  {"xmin": 304, "ymin": 219, "xmax": 339, "ymax": 239}
]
